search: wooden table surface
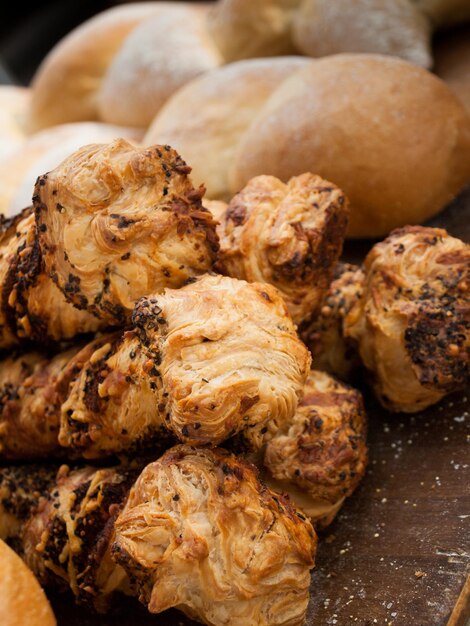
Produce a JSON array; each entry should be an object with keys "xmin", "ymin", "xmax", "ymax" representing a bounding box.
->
[{"xmin": 48, "ymin": 190, "xmax": 470, "ymax": 626}]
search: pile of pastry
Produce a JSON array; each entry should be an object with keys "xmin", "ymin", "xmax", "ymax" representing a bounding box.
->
[{"xmin": 0, "ymin": 140, "xmax": 468, "ymax": 626}]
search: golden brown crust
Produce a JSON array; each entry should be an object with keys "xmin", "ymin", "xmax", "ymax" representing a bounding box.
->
[
  {"xmin": 112, "ymin": 445, "xmax": 316, "ymax": 626},
  {"xmin": 34, "ymin": 139, "xmax": 219, "ymax": 326},
  {"xmin": 133, "ymin": 274, "xmax": 311, "ymax": 449},
  {"xmin": 264, "ymin": 370, "xmax": 367, "ymax": 525},
  {"xmin": 22, "ymin": 464, "xmax": 135, "ymax": 611},
  {"xmin": 0, "ymin": 346, "xmax": 82, "ymax": 459},
  {"xmin": 300, "ymin": 263, "xmax": 365, "ymax": 379},
  {"xmin": 345, "ymin": 226, "xmax": 470, "ymax": 412},
  {"xmin": 214, "ymin": 173, "xmax": 349, "ymax": 325},
  {"xmin": 59, "ymin": 332, "xmax": 171, "ymax": 459},
  {"xmin": 0, "ymin": 539, "xmax": 57, "ymax": 626}
]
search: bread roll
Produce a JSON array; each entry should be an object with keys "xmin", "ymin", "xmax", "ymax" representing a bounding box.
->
[
  {"xmin": 207, "ymin": 0, "xmax": 299, "ymax": 61},
  {"xmin": 98, "ymin": 3, "xmax": 222, "ymax": 127},
  {"xmin": 0, "ymin": 539, "xmax": 56, "ymax": 626},
  {"xmin": 0, "ymin": 122, "xmax": 142, "ymax": 216},
  {"xmin": 411, "ymin": 0, "xmax": 470, "ymax": 27},
  {"xmin": 434, "ymin": 25, "xmax": 470, "ymax": 115},
  {"xmin": 292, "ymin": 0, "xmax": 432, "ymax": 68},
  {"xmin": 231, "ymin": 54, "xmax": 470, "ymax": 237},
  {"xmin": 146, "ymin": 56, "xmax": 311, "ymax": 199},
  {"xmin": 29, "ymin": 3, "xmax": 161, "ymax": 131},
  {"xmin": 0, "ymin": 86, "xmax": 30, "ymax": 159}
]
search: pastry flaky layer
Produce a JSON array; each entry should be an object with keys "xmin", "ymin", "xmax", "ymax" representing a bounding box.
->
[
  {"xmin": 212, "ymin": 173, "xmax": 349, "ymax": 325},
  {"xmin": 0, "ymin": 446, "xmax": 317, "ymax": 626},
  {"xmin": 0, "ymin": 274, "xmax": 311, "ymax": 460},
  {"xmin": 345, "ymin": 226, "xmax": 470, "ymax": 412},
  {"xmin": 0, "ymin": 139, "xmax": 219, "ymax": 349}
]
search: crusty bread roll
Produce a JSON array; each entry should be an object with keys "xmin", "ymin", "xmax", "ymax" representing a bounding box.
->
[
  {"xmin": 411, "ymin": 0, "xmax": 470, "ymax": 27},
  {"xmin": 145, "ymin": 56, "xmax": 311, "ymax": 199},
  {"xmin": 0, "ymin": 86, "xmax": 30, "ymax": 159},
  {"xmin": 0, "ymin": 122, "xmax": 142, "ymax": 216},
  {"xmin": 29, "ymin": 3, "xmax": 163, "ymax": 131},
  {"xmin": 434, "ymin": 25, "xmax": 470, "ymax": 115},
  {"xmin": 98, "ymin": 3, "xmax": 222, "ymax": 127},
  {"xmin": 0, "ymin": 539, "xmax": 56, "ymax": 626},
  {"xmin": 207, "ymin": 0, "xmax": 299, "ymax": 61},
  {"xmin": 230, "ymin": 54, "xmax": 470, "ymax": 237},
  {"xmin": 292, "ymin": 0, "xmax": 432, "ymax": 68}
]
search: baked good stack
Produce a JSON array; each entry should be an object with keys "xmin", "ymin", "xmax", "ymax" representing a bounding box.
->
[{"xmin": 0, "ymin": 131, "xmax": 469, "ymax": 624}]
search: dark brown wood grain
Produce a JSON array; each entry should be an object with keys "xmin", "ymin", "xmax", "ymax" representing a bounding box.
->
[{"xmin": 47, "ymin": 188, "xmax": 470, "ymax": 626}]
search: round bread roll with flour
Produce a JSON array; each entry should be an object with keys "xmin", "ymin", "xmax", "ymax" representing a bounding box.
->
[
  {"xmin": 29, "ymin": 3, "xmax": 221, "ymax": 131},
  {"xmin": 0, "ymin": 539, "xmax": 56, "ymax": 626},
  {"xmin": 0, "ymin": 122, "xmax": 142, "ymax": 217},
  {"xmin": 146, "ymin": 56, "xmax": 311, "ymax": 200},
  {"xmin": 148, "ymin": 54, "xmax": 470, "ymax": 237}
]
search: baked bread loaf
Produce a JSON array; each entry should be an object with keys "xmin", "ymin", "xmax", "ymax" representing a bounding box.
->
[
  {"xmin": 29, "ymin": 3, "xmax": 221, "ymax": 131},
  {"xmin": 0, "ymin": 86, "xmax": 30, "ymax": 160},
  {"xmin": 98, "ymin": 3, "xmax": 222, "ymax": 127},
  {"xmin": 0, "ymin": 539, "xmax": 56, "ymax": 626},
  {"xmin": 150, "ymin": 54, "xmax": 470, "ymax": 237},
  {"xmin": 0, "ymin": 122, "xmax": 142, "ymax": 217},
  {"xmin": 207, "ymin": 0, "xmax": 299, "ymax": 61},
  {"xmin": 434, "ymin": 25, "xmax": 470, "ymax": 115},
  {"xmin": 145, "ymin": 56, "xmax": 310, "ymax": 200},
  {"xmin": 292, "ymin": 0, "xmax": 432, "ymax": 68}
]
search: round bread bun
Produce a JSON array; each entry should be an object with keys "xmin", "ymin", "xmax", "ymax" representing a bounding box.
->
[
  {"xmin": 411, "ymin": 0, "xmax": 470, "ymax": 27},
  {"xmin": 0, "ymin": 539, "xmax": 56, "ymax": 626},
  {"xmin": 292, "ymin": 0, "xmax": 432, "ymax": 68},
  {"xmin": 0, "ymin": 122, "xmax": 142, "ymax": 217},
  {"xmin": 0, "ymin": 86, "xmax": 30, "ymax": 159},
  {"xmin": 29, "ymin": 3, "xmax": 162, "ymax": 131},
  {"xmin": 230, "ymin": 54, "xmax": 470, "ymax": 237},
  {"xmin": 207, "ymin": 0, "xmax": 299, "ymax": 61},
  {"xmin": 98, "ymin": 3, "xmax": 222, "ymax": 127},
  {"xmin": 145, "ymin": 56, "xmax": 311, "ymax": 199},
  {"xmin": 434, "ymin": 25, "xmax": 470, "ymax": 116}
]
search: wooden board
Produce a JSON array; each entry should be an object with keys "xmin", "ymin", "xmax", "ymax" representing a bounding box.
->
[{"xmin": 47, "ymin": 189, "xmax": 470, "ymax": 625}]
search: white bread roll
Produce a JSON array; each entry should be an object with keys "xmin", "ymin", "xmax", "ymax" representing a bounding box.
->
[
  {"xmin": 292, "ymin": 0, "xmax": 432, "ymax": 68},
  {"xmin": 0, "ymin": 86, "xmax": 30, "ymax": 159},
  {"xmin": 434, "ymin": 25, "xmax": 470, "ymax": 115},
  {"xmin": 207, "ymin": 0, "xmax": 300, "ymax": 61},
  {"xmin": 230, "ymin": 54, "xmax": 470, "ymax": 237},
  {"xmin": 0, "ymin": 539, "xmax": 56, "ymax": 626},
  {"xmin": 98, "ymin": 3, "xmax": 222, "ymax": 127},
  {"xmin": 0, "ymin": 122, "xmax": 142, "ymax": 217},
  {"xmin": 29, "ymin": 3, "xmax": 162, "ymax": 131},
  {"xmin": 411, "ymin": 0, "xmax": 470, "ymax": 27},
  {"xmin": 145, "ymin": 56, "xmax": 310, "ymax": 199}
]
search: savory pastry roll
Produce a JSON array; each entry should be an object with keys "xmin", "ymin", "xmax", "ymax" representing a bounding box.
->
[
  {"xmin": 300, "ymin": 262, "xmax": 365, "ymax": 379},
  {"xmin": 1, "ymin": 275, "xmax": 310, "ymax": 459},
  {"xmin": 263, "ymin": 370, "xmax": 368, "ymax": 528},
  {"xmin": 0, "ymin": 345, "xmax": 81, "ymax": 459},
  {"xmin": 0, "ymin": 446, "xmax": 317, "ymax": 625},
  {"xmin": 345, "ymin": 226, "xmax": 470, "ymax": 412},
  {"xmin": 113, "ymin": 445, "xmax": 317, "ymax": 626},
  {"xmin": 0, "ymin": 140, "xmax": 218, "ymax": 348},
  {"xmin": 214, "ymin": 173, "xmax": 349, "ymax": 325}
]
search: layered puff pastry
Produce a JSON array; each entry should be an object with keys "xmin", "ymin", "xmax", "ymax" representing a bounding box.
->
[
  {"xmin": 0, "ymin": 140, "xmax": 218, "ymax": 348},
  {"xmin": 263, "ymin": 370, "xmax": 368, "ymax": 528},
  {"xmin": 0, "ymin": 446, "xmax": 317, "ymax": 625},
  {"xmin": 113, "ymin": 445, "xmax": 316, "ymax": 626},
  {"xmin": 0, "ymin": 274, "xmax": 311, "ymax": 460},
  {"xmin": 345, "ymin": 226, "xmax": 470, "ymax": 412},
  {"xmin": 213, "ymin": 173, "xmax": 349, "ymax": 325}
]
